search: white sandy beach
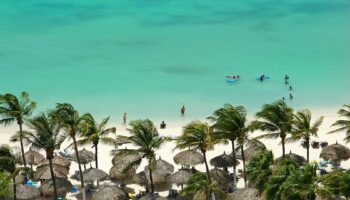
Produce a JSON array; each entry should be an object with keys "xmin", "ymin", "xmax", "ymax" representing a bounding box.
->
[{"xmin": 1, "ymin": 107, "xmax": 349, "ymax": 199}]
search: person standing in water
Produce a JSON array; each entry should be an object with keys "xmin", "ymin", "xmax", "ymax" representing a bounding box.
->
[
  {"xmin": 123, "ymin": 112, "xmax": 127, "ymax": 125},
  {"xmin": 290, "ymin": 93, "xmax": 293, "ymax": 100},
  {"xmin": 181, "ymin": 106, "xmax": 185, "ymax": 116},
  {"xmin": 289, "ymin": 86, "xmax": 293, "ymax": 90}
]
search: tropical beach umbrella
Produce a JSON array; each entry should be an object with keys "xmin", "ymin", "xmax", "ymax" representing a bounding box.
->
[
  {"xmin": 167, "ymin": 169, "xmax": 193, "ymax": 187},
  {"xmin": 173, "ymin": 149, "xmax": 204, "ymax": 166},
  {"xmin": 226, "ymin": 188, "xmax": 262, "ymax": 200},
  {"xmin": 72, "ymin": 168, "xmax": 109, "ymax": 182},
  {"xmin": 15, "ymin": 174, "xmax": 25, "ymax": 185},
  {"xmin": 41, "ymin": 156, "xmax": 71, "ymax": 168},
  {"xmin": 275, "ymin": 151, "xmax": 307, "ymax": 166},
  {"xmin": 34, "ymin": 164, "xmax": 69, "ymax": 180},
  {"xmin": 209, "ymin": 168, "xmax": 231, "ymax": 188},
  {"xmin": 91, "ymin": 185, "xmax": 127, "ymax": 200},
  {"xmin": 132, "ymin": 171, "xmax": 148, "ymax": 186},
  {"xmin": 112, "ymin": 151, "xmax": 141, "ymax": 168},
  {"xmin": 15, "ymin": 184, "xmax": 41, "ymax": 200},
  {"xmin": 210, "ymin": 151, "xmax": 240, "ymax": 168},
  {"xmin": 71, "ymin": 148, "xmax": 95, "ymax": 170},
  {"xmin": 109, "ymin": 165, "xmax": 136, "ymax": 184},
  {"xmin": 236, "ymin": 142, "xmax": 267, "ymax": 162},
  {"xmin": 144, "ymin": 157, "xmax": 174, "ymax": 183},
  {"xmin": 320, "ymin": 142, "xmax": 350, "ymax": 163},
  {"xmin": 40, "ymin": 177, "xmax": 72, "ymax": 197},
  {"xmin": 21, "ymin": 149, "xmax": 45, "ymax": 172}
]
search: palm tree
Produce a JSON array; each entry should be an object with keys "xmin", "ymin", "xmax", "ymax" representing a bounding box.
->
[
  {"xmin": 208, "ymin": 104, "xmax": 248, "ymax": 188},
  {"xmin": 180, "ymin": 172, "xmax": 224, "ymax": 200},
  {"xmin": 113, "ymin": 119, "xmax": 168, "ymax": 194},
  {"xmin": 319, "ymin": 170, "xmax": 345, "ymax": 200},
  {"xmin": 76, "ymin": 114, "xmax": 116, "ymax": 169},
  {"xmin": 50, "ymin": 103, "xmax": 87, "ymax": 200},
  {"xmin": 253, "ymin": 100, "xmax": 294, "ymax": 157},
  {"xmin": 290, "ymin": 109, "xmax": 323, "ymax": 162},
  {"xmin": 329, "ymin": 104, "xmax": 350, "ymax": 142},
  {"xmin": 24, "ymin": 114, "xmax": 64, "ymax": 199},
  {"xmin": 0, "ymin": 92, "xmax": 36, "ymax": 167},
  {"xmin": 0, "ymin": 145, "xmax": 27, "ymax": 200},
  {"xmin": 245, "ymin": 150, "xmax": 274, "ymax": 195},
  {"xmin": 176, "ymin": 121, "xmax": 219, "ymax": 200}
]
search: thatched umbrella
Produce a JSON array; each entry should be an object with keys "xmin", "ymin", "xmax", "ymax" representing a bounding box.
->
[
  {"xmin": 40, "ymin": 177, "xmax": 72, "ymax": 197},
  {"xmin": 236, "ymin": 143, "xmax": 267, "ymax": 162},
  {"xmin": 15, "ymin": 184, "xmax": 41, "ymax": 200},
  {"xmin": 91, "ymin": 185, "xmax": 127, "ymax": 200},
  {"xmin": 210, "ymin": 168, "xmax": 231, "ymax": 188},
  {"xmin": 72, "ymin": 168, "xmax": 109, "ymax": 182},
  {"xmin": 320, "ymin": 142, "xmax": 350, "ymax": 163},
  {"xmin": 71, "ymin": 148, "xmax": 95, "ymax": 170},
  {"xmin": 167, "ymin": 169, "xmax": 193, "ymax": 188},
  {"xmin": 21, "ymin": 149, "xmax": 45, "ymax": 173},
  {"xmin": 112, "ymin": 151, "xmax": 141, "ymax": 168},
  {"xmin": 210, "ymin": 151, "xmax": 240, "ymax": 168},
  {"xmin": 132, "ymin": 171, "xmax": 148, "ymax": 186},
  {"xmin": 15, "ymin": 174, "xmax": 25, "ymax": 185},
  {"xmin": 226, "ymin": 188, "xmax": 262, "ymax": 200},
  {"xmin": 275, "ymin": 151, "xmax": 307, "ymax": 166},
  {"xmin": 144, "ymin": 157, "xmax": 174, "ymax": 183},
  {"xmin": 41, "ymin": 156, "xmax": 71, "ymax": 168},
  {"xmin": 109, "ymin": 165, "xmax": 136, "ymax": 184},
  {"xmin": 173, "ymin": 150, "xmax": 204, "ymax": 166},
  {"xmin": 34, "ymin": 164, "xmax": 69, "ymax": 180}
]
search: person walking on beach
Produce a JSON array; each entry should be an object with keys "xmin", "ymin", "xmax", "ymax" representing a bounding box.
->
[
  {"xmin": 123, "ymin": 112, "xmax": 127, "ymax": 125},
  {"xmin": 181, "ymin": 106, "xmax": 185, "ymax": 116}
]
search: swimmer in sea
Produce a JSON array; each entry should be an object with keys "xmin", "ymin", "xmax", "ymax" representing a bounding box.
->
[
  {"xmin": 289, "ymin": 86, "xmax": 293, "ymax": 90},
  {"xmin": 290, "ymin": 93, "xmax": 293, "ymax": 100}
]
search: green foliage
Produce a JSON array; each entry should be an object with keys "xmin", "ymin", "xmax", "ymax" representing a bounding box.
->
[
  {"xmin": 329, "ymin": 104, "xmax": 350, "ymax": 142},
  {"xmin": 0, "ymin": 171, "xmax": 11, "ymax": 198},
  {"xmin": 342, "ymin": 171, "xmax": 350, "ymax": 199},
  {"xmin": 246, "ymin": 150, "xmax": 274, "ymax": 194},
  {"xmin": 0, "ymin": 145, "xmax": 17, "ymax": 173},
  {"xmin": 181, "ymin": 172, "xmax": 224, "ymax": 200},
  {"xmin": 319, "ymin": 170, "xmax": 349, "ymax": 199}
]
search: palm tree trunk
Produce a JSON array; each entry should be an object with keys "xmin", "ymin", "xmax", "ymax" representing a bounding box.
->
[
  {"xmin": 202, "ymin": 150, "xmax": 215, "ymax": 200},
  {"xmin": 281, "ymin": 135, "xmax": 286, "ymax": 157},
  {"xmin": 73, "ymin": 136, "xmax": 86, "ymax": 200},
  {"xmin": 241, "ymin": 146, "xmax": 247, "ymax": 187},
  {"xmin": 231, "ymin": 139, "xmax": 237, "ymax": 190},
  {"xmin": 95, "ymin": 144, "xmax": 99, "ymax": 186},
  {"xmin": 148, "ymin": 160, "xmax": 155, "ymax": 194},
  {"xmin": 12, "ymin": 176, "xmax": 17, "ymax": 200},
  {"xmin": 19, "ymin": 123, "xmax": 27, "ymax": 168},
  {"xmin": 48, "ymin": 158, "xmax": 58, "ymax": 199},
  {"xmin": 306, "ymin": 138, "xmax": 310, "ymax": 162}
]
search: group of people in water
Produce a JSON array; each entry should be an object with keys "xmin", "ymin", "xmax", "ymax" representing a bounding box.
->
[{"xmin": 283, "ymin": 75, "xmax": 294, "ymax": 101}]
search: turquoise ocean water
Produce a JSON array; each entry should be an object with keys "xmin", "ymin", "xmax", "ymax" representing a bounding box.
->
[{"xmin": 1, "ymin": 0, "xmax": 350, "ymax": 122}]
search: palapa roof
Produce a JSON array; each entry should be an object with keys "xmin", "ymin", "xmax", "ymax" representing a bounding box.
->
[
  {"xmin": 22, "ymin": 149, "xmax": 45, "ymax": 166},
  {"xmin": 236, "ymin": 142, "xmax": 267, "ymax": 161},
  {"xmin": 73, "ymin": 168, "xmax": 109, "ymax": 182},
  {"xmin": 112, "ymin": 151, "xmax": 141, "ymax": 168},
  {"xmin": 210, "ymin": 151, "xmax": 240, "ymax": 168},
  {"xmin": 226, "ymin": 188, "xmax": 262, "ymax": 200},
  {"xmin": 40, "ymin": 177, "xmax": 72, "ymax": 197},
  {"xmin": 91, "ymin": 185, "xmax": 127, "ymax": 200},
  {"xmin": 34, "ymin": 164, "xmax": 69, "ymax": 180},
  {"xmin": 109, "ymin": 165, "xmax": 136, "ymax": 183},
  {"xmin": 41, "ymin": 156, "xmax": 71, "ymax": 168},
  {"xmin": 173, "ymin": 150, "xmax": 204, "ymax": 166},
  {"xmin": 131, "ymin": 171, "xmax": 148, "ymax": 186},
  {"xmin": 275, "ymin": 151, "xmax": 306, "ymax": 166},
  {"xmin": 209, "ymin": 168, "xmax": 231, "ymax": 188},
  {"xmin": 15, "ymin": 184, "xmax": 41, "ymax": 200},
  {"xmin": 320, "ymin": 143, "xmax": 350, "ymax": 162},
  {"xmin": 167, "ymin": 169, "xmax": 193, "ymax": 185},
  {"xmin": 144, "ymin": 157, "xmax": 174, "ymax": 183},
  {"xmin": 71, "ymin": 148, "xmax": 95, "ymax": 164}
]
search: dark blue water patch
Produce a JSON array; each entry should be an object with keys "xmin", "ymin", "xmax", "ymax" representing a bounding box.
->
[{"xmin": 292, "ymin": 1, "xmax": 350, "ymax": 14}]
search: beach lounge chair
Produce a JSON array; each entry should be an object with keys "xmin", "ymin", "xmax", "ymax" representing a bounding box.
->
[
  {"xmin": 320, "ymin": 141, "xmax": 328, "ymax": 148},
  {"xmin": 311, "ymin": 141, "xmax": 320, "ymax": 149}
]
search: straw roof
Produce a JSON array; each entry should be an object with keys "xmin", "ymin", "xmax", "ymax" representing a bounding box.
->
[
  {"xmin": 40, "ymin": 177, "xmax": 72, "ymax": 197},
  {"xmin": 144, "ymin": 157, "xmax": 174, "ymax": 183},
  {"xmin": 236, "ymin": 143, "xmax": 267, "ymax": 161},
  {"xmin": 275, "ymin": 151, "xmax": 306, "ymax": 166},
  {"xmin": 91, "ymin": 185, "xmax": 127, "ymax": 200},
  {"xmin": 173, "ymin": 150, "xmax": 204, "ymax": 166},
  {"xmin": 210, "ymin": 152, "xmax": 240, "ymax": 168},
  {"xmin": 73, "ymin": 168, "xmax": 109, "ymax": 182},
  {"xmin": 132, "ymin": 171, "xmax": 148, "ymax": 186},
  {"xmin": 109, "ymin": 165, "xmax": 136, "ymax": 183},
  {"xmin": 320, "ymin": 143, "xmax": 350, "ymax": 162},
  {"xmin": 34, "ymin": 164, "xmax": 69, "ymax": 180},
  {"xmin": 21, "ymin": 149, "xmax": 45, "ymax": 166},
  {"xmin": 71, "ymin": 148, "xmax": 95, "ymax": 164},
  {"xmin": 209, "ymin": 168, "xmax": 231, "ymax": 188},
  {"xmin": 41, "ymin": 156, "xmax": 71, "ymax": 168},
  {"xmin": 15, "ymin": 184, "xmax": 41, "ymax": 200},
  {"xmin": 226, "ymin": 188, "xmax": 262, "ymax": 200},
  {"xmin": 167, "ymin": 169, "xmax": 193, "ymax": 185},
  {"xmin": 15, "ymin": 174, "xmax": 25, "ymax": 185},
  {"xmin": 112, "ymin": 151, "xmax": 141, "ymax": 168}
]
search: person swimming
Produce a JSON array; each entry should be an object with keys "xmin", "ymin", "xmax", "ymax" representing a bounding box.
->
[
  {"xmin": 284, "ymin": 75, "xmax": 289, "ymax": 80},
  {"xmin": 290, "ymin": 93, "xmax": 293, "ymax": 100},
  {"xmin": 260, "ymin": 75, "xmax": 263, "ymax": 81},
  {"xmin": 283, "ymin": 97, "xmax": 285, "ymax": 101},
  {"xmin": 289, "ymin": 86, "xmax": 293, "ymax": 90},
  {"xmin": 285, "ymin": 79, "xmax": 289, "ymax": 84}
]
